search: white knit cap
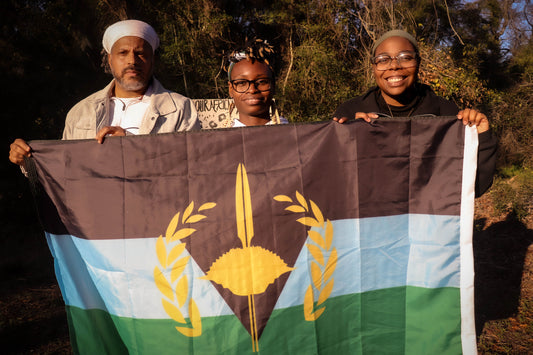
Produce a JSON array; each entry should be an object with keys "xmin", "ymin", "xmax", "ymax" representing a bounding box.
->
[{"xmin": 102, "ymin": 20, "xmax": 160, "ymax": 53}]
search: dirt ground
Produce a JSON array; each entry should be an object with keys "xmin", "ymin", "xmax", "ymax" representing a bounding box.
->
[
  {"xmin": 1, "ymin": 194, "xmax": 532, "ymax": 354},
  {"xmin": 474, "ymin": 194, "xmax": 533, "ymax": 354}
]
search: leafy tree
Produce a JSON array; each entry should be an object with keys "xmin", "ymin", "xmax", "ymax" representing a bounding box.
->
[
  {"xmin": 1, "ymin": 0, "xmax": 532, "ymax": 165},
  {"xmin": 1, "ymin": 0, "xmax": 109, "ymax": 143}
]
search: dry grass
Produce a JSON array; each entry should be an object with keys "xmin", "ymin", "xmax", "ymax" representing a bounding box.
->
[{"xmin": 0, "ymin": 222, "xmax": 71, "ymax": 354}]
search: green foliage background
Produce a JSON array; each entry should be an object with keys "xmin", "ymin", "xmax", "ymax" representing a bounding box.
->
[{"xmin": 1, "ymin": 0, "xmax": 532, "ymax": 222}]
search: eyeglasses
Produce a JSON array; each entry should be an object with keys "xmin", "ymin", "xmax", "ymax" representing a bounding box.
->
[
  {"xmin": 372, "ymin": 51, "xmax": 418, "ymax": 71},
  {"xmin": 230, "ymin": 78, "xmax": 272, "ymax": 93}
]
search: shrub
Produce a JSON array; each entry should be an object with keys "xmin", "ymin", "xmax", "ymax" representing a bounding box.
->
[{"xmin": 490, "ymin": 167, "xmax": 533, "ymax": 222}]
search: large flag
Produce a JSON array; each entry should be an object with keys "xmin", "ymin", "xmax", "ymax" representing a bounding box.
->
[{"xmin": 26, "ymin": 118, "xmax": 478, "ymax": 354}]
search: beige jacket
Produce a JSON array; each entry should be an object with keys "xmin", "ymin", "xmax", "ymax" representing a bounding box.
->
[{"xmin": 62, "ymin": 78, "xmax": 200, "ymax": 139}]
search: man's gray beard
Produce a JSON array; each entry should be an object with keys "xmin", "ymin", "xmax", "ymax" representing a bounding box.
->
[
  {"xmin": 114, "ymin": 75, "xmax": 148, "ymax": 92},
  {"xmin": 111, "ymin": 67, "xmax": 151, "ymax": 92}
]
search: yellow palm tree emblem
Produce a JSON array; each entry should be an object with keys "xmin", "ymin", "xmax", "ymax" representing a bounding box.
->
[{"xmin": 200, "ymin": 164, "xmax": 294, "ymax": 352}]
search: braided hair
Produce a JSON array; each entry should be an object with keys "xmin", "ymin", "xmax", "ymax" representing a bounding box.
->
[{"xmin": 226, "ymin": 38, "xmax": 275, "ymax": 80}]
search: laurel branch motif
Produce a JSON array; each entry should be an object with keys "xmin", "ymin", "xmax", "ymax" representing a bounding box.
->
[
  {"xmin": 274, "ymin": 191, "xmax": 337, "ymax": 321},
  {"xmin": 154, "ymin": 201, "xmax": 216, "ymax": 337}
]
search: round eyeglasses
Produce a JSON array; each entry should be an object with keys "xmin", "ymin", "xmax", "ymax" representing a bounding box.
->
[
  {"xmin": 372, "ymin": 52, "xmax": 419, "ymax": 71},
  {"xmin": 230, "ymin": 78, "xmax": 272, "ymax": 93}
]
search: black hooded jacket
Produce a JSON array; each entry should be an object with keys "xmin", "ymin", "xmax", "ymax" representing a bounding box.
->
[{"xmin": 334, "ymin": 84, "xmax": 498, "ymax": 197}]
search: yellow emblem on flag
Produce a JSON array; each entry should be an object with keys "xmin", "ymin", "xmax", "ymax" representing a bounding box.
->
[
  {"xmin": 154, "ymin": 201, "xmax": 217, "ymax": 337},
  {"xmin": 154, "ymin": 163, "xmax": 336, "ymax": 352},
  {"xmin": 200, "ymin": 164, "xmax": 294, "ymax": 352},
  {"xmin": 274, "ymin": 192, "xmax": 337, "ymax": 322}
]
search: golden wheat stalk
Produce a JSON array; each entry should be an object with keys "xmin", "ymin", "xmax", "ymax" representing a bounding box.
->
[
  {"xmin": 236, "ymin": 163, "xmax": 260, "ymax": 352},
  {"xmin": 274, "ymin": 192, "xmax": 337, "ymax": 321},
  {"xmin": 154, "ymin": 201, "xmax": 216, "ymax": 337}
]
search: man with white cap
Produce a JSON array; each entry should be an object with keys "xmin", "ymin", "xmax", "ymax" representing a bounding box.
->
[{"xmin": 9, "ymin": 19, "xmax": 200, "ymax": 167}]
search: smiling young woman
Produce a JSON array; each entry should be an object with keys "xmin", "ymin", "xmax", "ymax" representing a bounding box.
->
[
  {"xmin": 332, "ymin": 29, "xmax": 498, "ymax": 197},
  {"xmin": 229, "ymin": 60, "xmax": 274, "ymax": 126},
  {"xmin": 371, "ymin": 36, "xmax": 419, "ymax": 109},
  {"xmin": 223, "ymin": 39, "xmax": 287, "ymax": 127}
]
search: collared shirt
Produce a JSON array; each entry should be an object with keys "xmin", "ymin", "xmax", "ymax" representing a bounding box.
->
[{"xmin": 109, "ymin": 85, "xmax": 154, "ymax": 135}]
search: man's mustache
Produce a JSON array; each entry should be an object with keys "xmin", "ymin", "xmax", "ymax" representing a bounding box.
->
[{"xmin": 122, "ymin": 66, "xmax": 142, "ymax": 75}]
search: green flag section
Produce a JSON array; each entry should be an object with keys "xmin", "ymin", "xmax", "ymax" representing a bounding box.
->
[
  {"xmin": 27, "ymin": 119, "xmax": 479, "ymax": 354},
  {"xmin": 66, "ymin": 287, "xmax": 461, "ymax": 355}
]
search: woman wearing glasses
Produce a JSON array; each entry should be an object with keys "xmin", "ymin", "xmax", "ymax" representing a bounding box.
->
[
  {"xmin": 333, "ymin": 30, "xmax": 497, "ymax": 196},
  {"xmin": 224, "ymin": 39, "xmax": 287, "ymax": 127}
]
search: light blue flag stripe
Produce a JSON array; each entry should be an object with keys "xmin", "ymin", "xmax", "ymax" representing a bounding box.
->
[
  {"xmin": 275, "ymin": 214, "xmax": 460, "ymax": 309},
  {"xmin": 47, "ymin": 213, "xmax": 460, "ymax": 319}
]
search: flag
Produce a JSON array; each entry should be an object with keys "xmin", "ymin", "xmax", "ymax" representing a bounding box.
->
[{"xmin": 26, "ymin": 118, "xmax": 478, "ymax": 354}]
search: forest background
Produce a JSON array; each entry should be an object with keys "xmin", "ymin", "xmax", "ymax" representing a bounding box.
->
[{"xmin": 1, "ymin": 0, "xmax": 532, "ymax": 353}]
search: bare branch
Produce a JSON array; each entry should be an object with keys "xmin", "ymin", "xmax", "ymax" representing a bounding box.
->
[{"xmin": 444, "ymin": 0, "xmax": 464, "ymax": 45}]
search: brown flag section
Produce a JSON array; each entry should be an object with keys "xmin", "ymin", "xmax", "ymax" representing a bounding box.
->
[{"xmin": 26, "ymin": 118, "xmax": 466, "ymax": 338}]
